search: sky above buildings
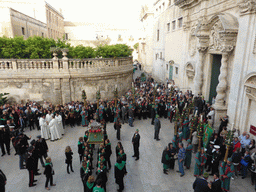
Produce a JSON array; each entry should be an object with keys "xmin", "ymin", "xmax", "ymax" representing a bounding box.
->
[{"xmin": 47, "ymin": 0, "xmax": 155, "ymax": 30}]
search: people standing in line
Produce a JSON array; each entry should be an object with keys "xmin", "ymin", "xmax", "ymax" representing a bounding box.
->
[
  {"xmin": 132, "ymin": 129, "xmax": 140, "ymax": 161},
  {"xmin": 96, "ymin": 163, "xmax": 107, "ymax": 192},
  {"xmin": 154, "ymin": 115, "xmax": 161, "ymax": 141},
  {"xmin": 65, "ymin": 146, "xmax": 74, "ymax": 174},
  {"xmin": 44, "ymin": 157, "xmax": 56, "ymax": 190},
  {"xmin": 0, "ymin": 169, "xmax": 7, "ymax": 192},
  {"xmin": 114, "ymin": 157, "xmax": 127, "ymax": 192},
  {"xmin": 83, "ymin": 175, "xmax": 95, "ymax": 192},
  {"xmin": 78, "ymin": 137, "xmax": 85, "ymax": 163},
  {"xmin": 115, "ymin": 142, "xmax": 122, "ymax": 158},
  {"xmin": 93, "ymin": 179, "xmax": 105, "ymax": 192},
  {"xmin": 114, "ymin": 119, "xmax": 122, "ymax": 141},
  {"xmin": 177, "ymin": 142, "xmax": 185, "ymax": 177},
  {"xmin": 105, "ymin": 139, "xmax": 112, "ymax": 170}
]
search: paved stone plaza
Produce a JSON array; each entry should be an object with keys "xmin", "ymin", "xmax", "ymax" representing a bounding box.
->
[{"xmin": 0, "ymin": 117, "xmax": 254, "ymax": 192}]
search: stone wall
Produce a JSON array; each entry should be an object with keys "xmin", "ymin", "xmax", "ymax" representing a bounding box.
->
[{"xmin": 0, "ymin": 57, "xmax": 133, "ymax": 104}]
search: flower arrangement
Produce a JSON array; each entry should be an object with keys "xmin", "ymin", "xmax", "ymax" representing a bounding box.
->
[
  {"xmin": 197, "ymin": 120, "xmax": 204, "ymax": 137},
  {"xmin": 225, "ymin": 130, "xmax": 234, "ymax": 146},
  {"xmin": 89, "ymin": 129, "xmax": 102, "ymax": 133}
]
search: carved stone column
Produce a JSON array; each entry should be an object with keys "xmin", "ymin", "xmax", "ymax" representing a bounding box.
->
[
  {"xmin": 213, "ymin": 46, "xmax": 233, "ymax": 131},
  {"xmin": 215, "ymin": 46, "xmax": 233, "ymax": 106},
  {"xmin": 194, "ymin": 46, "xmax": 207, "ymax": 95}
]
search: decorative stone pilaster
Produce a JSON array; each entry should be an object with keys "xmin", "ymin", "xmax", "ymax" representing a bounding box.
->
[
  {"xmin": 214, "ymin": 46, "xmax": 233, "ymax": 107},
  {"xmin": 239, "ymin": 0, "xmax": 256, "ymax": 16},
  {"xmin": 194, "ymin": 46, "xmax": 207, "ymax": 95}
]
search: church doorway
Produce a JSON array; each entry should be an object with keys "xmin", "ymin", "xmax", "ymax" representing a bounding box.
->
[{"xmin": 209, "ymin": 54, "xmax": 222, "ymax": 104}]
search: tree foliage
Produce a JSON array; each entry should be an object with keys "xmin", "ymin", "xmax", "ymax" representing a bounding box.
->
[
  {"xmin": 0, "ymin": 93, "xmax": 9, "ymax": 105},
  {"xmin": 0, "ymin": 36, "xmax": 132, "ymax": 59},
  {"xmin": 133, "ymin": 42, "xmax": 139, "ymax": 50},
  {"xmin": 95, "ymin": 44, "xmax": 132, "ymax": 58}
]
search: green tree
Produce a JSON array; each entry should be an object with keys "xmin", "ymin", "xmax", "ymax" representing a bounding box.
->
[
  {"xmin": 70, "ymin": 45, "xmax": 95, "ymax": 59},
  {"xmin": 0, "ymin": 93, "xmax": 9, "ymax": 105},
  {"xmin": 133, "ymin": 42, "xmax": 139, "ymax": 50},
  {"xmin": 95, "ymin": 44, "xmax": 132, "ymax": 58}
]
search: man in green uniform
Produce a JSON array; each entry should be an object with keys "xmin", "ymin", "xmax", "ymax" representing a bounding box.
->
[
  {"xmin": 184, "ymin": 139, "xmax": 193, "ymax": 169},
  {"xmin": 220, "ymin": 158, "xmax": 234, "ymax": 192},
  {"xmin": 194, "ymin": 148, "xmax": 207, "ymax": 177}
]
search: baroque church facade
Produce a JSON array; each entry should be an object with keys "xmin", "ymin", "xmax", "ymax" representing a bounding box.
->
[{"xmin": 139, "ymin": 0, "xmax": 256, "ymax": 135}]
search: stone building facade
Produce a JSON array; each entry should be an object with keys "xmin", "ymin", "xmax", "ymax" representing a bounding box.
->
[
  {"xmin": 0, "ymin": 56, "xmax": 133, "ymax": 105},
  {"xmin": 46, "ymin": 2, "xmax": 65, "ymax": 39},
  {"xmin": 140, "ymin": 0, "xmax": 256, "ymax": 136},
  {"xmin": 10, "ymin": 8, "xmax": 47, "ymax": 38},
  {"xmin": 0, "ymin": 0, "xmax": 64, "ymax": 39}
]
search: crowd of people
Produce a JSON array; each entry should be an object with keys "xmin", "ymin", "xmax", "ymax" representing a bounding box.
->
[{"xmin": 1, "ymin": 71, "xmax": 256, "ymax": 192}]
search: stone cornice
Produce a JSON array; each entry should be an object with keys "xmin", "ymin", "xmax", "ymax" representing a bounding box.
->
[
  {"xmin": 174, "ymin": 0, "xmax": 202, "ymax": 10},
  {"xmin": 239, "ymin": 0, "xmax": 256, "ymax": 16}
]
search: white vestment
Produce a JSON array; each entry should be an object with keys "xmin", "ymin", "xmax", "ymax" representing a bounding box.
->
[
  {"xmin": 39, "ymin": 117, "xmax": 49, "ymax": 140},
  {"xmin": 56, "ymin": 115, "xmax": 64, "ymax": 135},
  {"xmin": 49, "ymin": 118, "xmax": 58, "ymax": 141},
  {"xmin": 45, "ymin": 114, "xmax": 52, "ymax": 124}
]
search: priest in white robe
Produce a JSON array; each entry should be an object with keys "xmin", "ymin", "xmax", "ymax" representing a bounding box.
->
[
  {"xmin": 49, "ymin": 115, "xmax": 59, "ymax": 141},
  {"xmin": 39, "ymin": 115, "xmax": 49, "ymax": 140},
  {"xmin": 56, "ymin": 112, "xmax": 64, "ymax": 135},
  {"xmin": 45, "ymin": 111, "xmax": 52, "ymax": 124}
]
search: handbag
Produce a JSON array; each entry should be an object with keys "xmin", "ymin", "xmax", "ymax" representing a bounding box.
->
[
  {"xmin": 241, "ymin": 159, "xmax": 249, "ymax": 167},
  {"xmin": 65, "ymin": 159, "xmax": 68, "ymax": 164}
]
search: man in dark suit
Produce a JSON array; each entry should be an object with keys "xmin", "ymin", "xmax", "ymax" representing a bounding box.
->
[
  {"xmin": 132, "ymin": 129, "xmax": 140, "ymax": 161},
  {"xmin": 193, "ymin": 172, "xmax": 210, "ymax": 192},
  {"xmin": 209, "ymin": 173, "xmax": 222, "ymax": 192},
  {"xmin": 154, "ymin": 115, "xmax": 161, "ymax": 141},
  {"xmin": 121, "ymin": 105, "xmax": 127, "ymax": 124}
]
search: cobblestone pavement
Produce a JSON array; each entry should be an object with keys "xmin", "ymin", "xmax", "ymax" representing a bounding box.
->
[{"xmin": 1, "ymin": 70, "xmax": 254, "ymax": 192}]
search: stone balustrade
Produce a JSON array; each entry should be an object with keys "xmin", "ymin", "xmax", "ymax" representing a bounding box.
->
[{"xmin": 0, "ymin": 57, "xmax": 133, "ymax": 104}]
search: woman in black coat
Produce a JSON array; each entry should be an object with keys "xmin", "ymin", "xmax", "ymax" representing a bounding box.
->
[
  {"xmin": 44, "ymin": 157, "xmax": 56, "ymax": 190},
  {"xmin": 168, "ymin": 143, "xmax": 176, "ymax": 170},
  {"xmin": 114, "ymin": 157, "xmax": 127, "ymax": 192},
  {"xmin": 65, "ymin": 146, "xmax": 74, "ymax": 174},
  {"xmin": 116, "ymin": 142, "xmax": 123, "ymax": 158},
  {"xmin": 117, "ymin": 148, "xmax": 127, "ymax": 162},
  {"xmin": 105, "ymin": 139, "xmax": 112, "ymax": 170},
  {"xmin": 78, "ymin": 137, "xmax": 85, "ymax": 163}
]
